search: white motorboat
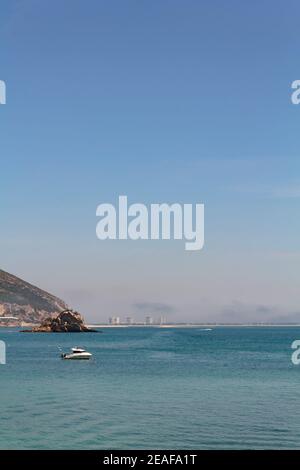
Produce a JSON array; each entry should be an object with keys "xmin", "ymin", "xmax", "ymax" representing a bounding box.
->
[{"xmin": 61, "ymin": 347, "xmax": 92, "ymax": 360}]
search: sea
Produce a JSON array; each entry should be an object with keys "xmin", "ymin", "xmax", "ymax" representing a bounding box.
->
[{"xmin": 0, "ymin": 326, "xmax": 300, "ymax": 449}]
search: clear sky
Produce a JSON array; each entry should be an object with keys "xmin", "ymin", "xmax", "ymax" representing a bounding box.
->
[{"xmin": 1, "ymin": 0, "xmax": 300, "ymax": 323}]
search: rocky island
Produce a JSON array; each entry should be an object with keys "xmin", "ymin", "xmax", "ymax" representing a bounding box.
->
[{"xmin": 22, "ymin": 309, "xmax": 97, "ymax": 333}]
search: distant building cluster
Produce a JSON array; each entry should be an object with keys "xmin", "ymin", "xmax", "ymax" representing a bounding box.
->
[{"xmin": 108, "ymin": 315, "xmax": 167, "ymax": 326}]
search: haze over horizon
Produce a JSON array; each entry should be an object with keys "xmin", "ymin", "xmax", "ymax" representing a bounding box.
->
[{"xmin": 1, "ymin": 1, "xmax": 300, "ymax": 323}]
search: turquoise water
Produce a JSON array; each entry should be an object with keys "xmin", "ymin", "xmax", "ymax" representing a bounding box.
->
[{"xmin": 0, "ymin": 326, "xmax": 300, "ymax": 449}]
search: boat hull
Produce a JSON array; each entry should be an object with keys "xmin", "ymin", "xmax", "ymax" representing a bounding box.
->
[{"xmin": 61, "ymin": 353, "xmax": 92, "ymax": 360}]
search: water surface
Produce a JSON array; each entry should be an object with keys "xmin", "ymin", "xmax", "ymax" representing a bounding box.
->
[{"xmin": 0, "ymin": 326, "xmax": 299, "ymax": 449}]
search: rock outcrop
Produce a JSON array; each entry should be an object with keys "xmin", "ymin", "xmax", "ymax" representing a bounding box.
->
[
  {"xmin": 0, "ymin": 269, "xmax": 68, "ymax": 326},
  {"xmin": 23, "ymin": 309, "xmax": 97, "ymax": 333}
]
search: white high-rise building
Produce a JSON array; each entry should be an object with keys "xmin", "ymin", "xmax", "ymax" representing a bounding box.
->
[
  {"xmin": 109, "ymin": 316, "xmax": 120, "ymax": 325},
  {"xmin": 145, "ymin": 316, "xmax": 153, "ymax": 325}
]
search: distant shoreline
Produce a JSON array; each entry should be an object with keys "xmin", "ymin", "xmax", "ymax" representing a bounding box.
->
[
  {"xmin": 87, "ymin": 323, "xmax": 300, "ymax": 328},
  {"xmin": 1, "ymin": 323, "xmax": 300, "ymax": 329}
]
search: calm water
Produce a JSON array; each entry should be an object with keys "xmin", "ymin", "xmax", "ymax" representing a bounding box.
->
[{"xmin": 0, "ymin": 326, "xmax": 300, "ymax": 449}]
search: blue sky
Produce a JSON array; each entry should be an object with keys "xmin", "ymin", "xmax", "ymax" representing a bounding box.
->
[{"xmin": 1, "ymin": 0, "xmax": 300, "ymax": 322}]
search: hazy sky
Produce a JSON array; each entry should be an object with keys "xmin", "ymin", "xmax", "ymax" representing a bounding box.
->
[{"xmin": 1, "ymin": 0, "xmax": 300, "ymax": 322}]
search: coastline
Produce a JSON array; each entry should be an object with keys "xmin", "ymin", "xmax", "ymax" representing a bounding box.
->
[
  {"xmin": 2, "ymin": 323, "xmax": 300, "ymax": 329},
  {"xmin": 87, "ymin": 323, "xmax": 300, "ymax": 328}
]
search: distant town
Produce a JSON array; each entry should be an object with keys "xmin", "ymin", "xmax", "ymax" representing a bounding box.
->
[
  {"xmin": 86, "ymin": 317, "xmax": 300, "ymax": 328},
  {"xmin": 108, "ymin": 315, "xmax": 167, "ymax": 326}
]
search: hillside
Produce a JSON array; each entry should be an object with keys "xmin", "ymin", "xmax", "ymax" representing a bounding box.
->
[{"xmin": 0, "ymin": 269, "xmax": 68, "ymax": 325}]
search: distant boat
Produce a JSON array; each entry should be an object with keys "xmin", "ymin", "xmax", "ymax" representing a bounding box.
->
[{"xmin": 61, "ymin": 347, "xmax": 92, "ymax": 360}]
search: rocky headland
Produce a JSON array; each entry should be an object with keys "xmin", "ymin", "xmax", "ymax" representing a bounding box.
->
[{"xmin": 0, "ymin": 269, "xmax": 68, "ymax": 326}]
